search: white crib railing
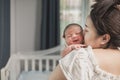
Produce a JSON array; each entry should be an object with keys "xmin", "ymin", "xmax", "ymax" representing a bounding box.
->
[{"xmin": 1, "ymin": 46, "xmax": 62, "ymax": 80}]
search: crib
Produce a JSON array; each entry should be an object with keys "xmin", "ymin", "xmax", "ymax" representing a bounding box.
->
[{"xmin": 1, "ymin": 46, "xmax": 61, "ymax": 80}]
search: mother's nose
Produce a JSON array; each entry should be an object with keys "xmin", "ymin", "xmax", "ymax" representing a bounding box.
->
[{"xmin": 83, "ymin": 30, "xmax": 85, "ymax": 36}]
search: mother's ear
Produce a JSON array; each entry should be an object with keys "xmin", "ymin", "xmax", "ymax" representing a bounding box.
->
[{"xmin": 101, "ymin": 34, "xmax": 110, "ymax": 45}]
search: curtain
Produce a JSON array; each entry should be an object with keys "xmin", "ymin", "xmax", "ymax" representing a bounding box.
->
[
  {"xmin": 40, "ymin": 0, "xmax": 60, "ymax": 50},
  {"xmin": 0, "ymin": 0, "xmax": 10, "ymax": 69},
  {"xmin": 81, "ymin": 0, "xmax": 89, "ymax": 27}
]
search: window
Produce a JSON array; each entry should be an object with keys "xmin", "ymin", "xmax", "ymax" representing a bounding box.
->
[{"xmin": 60, "ymin": 0, "xmax": 93, "ymax": 45}]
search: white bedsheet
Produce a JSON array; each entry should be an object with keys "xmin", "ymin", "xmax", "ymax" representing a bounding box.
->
[{"xmin": 18, "ymin": 71, "xmax": 51, "ymax": 80}]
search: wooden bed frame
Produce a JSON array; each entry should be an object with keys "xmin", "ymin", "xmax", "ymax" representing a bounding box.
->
[{"xmin": 1, "ymin": 46, "xmax": 61, "ymax": 80}]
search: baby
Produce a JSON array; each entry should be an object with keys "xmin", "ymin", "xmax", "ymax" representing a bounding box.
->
[{"xmin": 61, "ymin": 23, "xmax": 85, "ymax": 57}]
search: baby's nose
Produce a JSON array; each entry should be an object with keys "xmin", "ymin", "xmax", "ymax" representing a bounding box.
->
[{"xmin": 72, "ymin": 34, "xmax": 77, "ymax": 38}]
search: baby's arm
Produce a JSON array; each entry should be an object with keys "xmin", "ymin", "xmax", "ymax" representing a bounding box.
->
[{"xmin": 61, "ymin": 44, "xmax": 86, "ymax": 57}]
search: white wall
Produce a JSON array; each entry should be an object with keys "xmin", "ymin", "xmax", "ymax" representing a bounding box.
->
[{"xmin": 11, "ymin": 0, "xmax": 42, "ymax": 54}]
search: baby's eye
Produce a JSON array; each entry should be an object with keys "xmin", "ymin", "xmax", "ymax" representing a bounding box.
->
[
  {"xmin": 76, "ymin": 32, "xmax": 81, "ymax": 35},
  {"xmin": 66, "ymin": 35, "xmax": 72, "ymax": 38}
]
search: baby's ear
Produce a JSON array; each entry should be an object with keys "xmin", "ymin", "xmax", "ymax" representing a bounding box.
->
[{"xmin": 101, "ymin": 34, "xmax": 110, "ymax": 45}]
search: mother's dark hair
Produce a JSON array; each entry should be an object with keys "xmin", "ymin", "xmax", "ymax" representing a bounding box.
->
[{"xmin": 90, "ymin": 0, "xmax": 120, "ymax": 48}]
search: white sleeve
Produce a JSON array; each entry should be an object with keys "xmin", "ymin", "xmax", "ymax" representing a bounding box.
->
[{"xmin": 59, "ymin": 47, "xmax": 94, "ymax": 80}]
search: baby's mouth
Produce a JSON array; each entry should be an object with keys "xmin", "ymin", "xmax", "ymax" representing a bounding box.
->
[{"xmin": 73, "ymin": 40, "xmax": 79, "ymax": 43}]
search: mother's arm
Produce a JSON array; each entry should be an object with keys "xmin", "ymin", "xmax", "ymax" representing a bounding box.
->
[{"xmin": 48, "ymin": 64, "xmax": 67, "ymax": 80}]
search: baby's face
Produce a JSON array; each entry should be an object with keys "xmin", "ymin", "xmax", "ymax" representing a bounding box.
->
[{"xmin": 64, "ymin": 26, "xmax": 84, "ymax": 46}]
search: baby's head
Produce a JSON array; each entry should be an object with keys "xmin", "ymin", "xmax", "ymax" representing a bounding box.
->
[{"xmin": 63, "ymin": 23, "xmax": 84, "ymax": 46}]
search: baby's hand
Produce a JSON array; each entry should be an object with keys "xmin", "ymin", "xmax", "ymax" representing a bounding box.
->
[
  {"xmin": 61, "ymin": 44, "xmax": 86, "ymax": 57},
  {"xmin": 70, "ymin": 44, "xmax": 86, "ymax": 50}
]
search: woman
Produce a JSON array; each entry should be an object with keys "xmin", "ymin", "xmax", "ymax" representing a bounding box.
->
[{"xmin": 49, "ymin": 0, "xmax": 120, "ymax": 80}]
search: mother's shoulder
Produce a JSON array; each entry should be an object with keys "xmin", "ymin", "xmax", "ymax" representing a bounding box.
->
[{"xmin": 92, "ymin": 48, "xmax": 120, "ymax": 54}]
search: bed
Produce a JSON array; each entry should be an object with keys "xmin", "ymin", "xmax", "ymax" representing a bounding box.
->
[{"xmin": 1, "ymin": 46, "xmax": 61, "ymax": 80}]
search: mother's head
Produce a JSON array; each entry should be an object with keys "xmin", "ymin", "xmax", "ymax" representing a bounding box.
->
[{"xmin": 84, "ymin": 0, "xmax": 120, "ymax": 49}]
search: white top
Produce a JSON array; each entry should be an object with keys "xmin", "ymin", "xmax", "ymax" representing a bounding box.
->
[{"xmin": 59, "ymin": 46, "xmax": 120, "ymax": 80}]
